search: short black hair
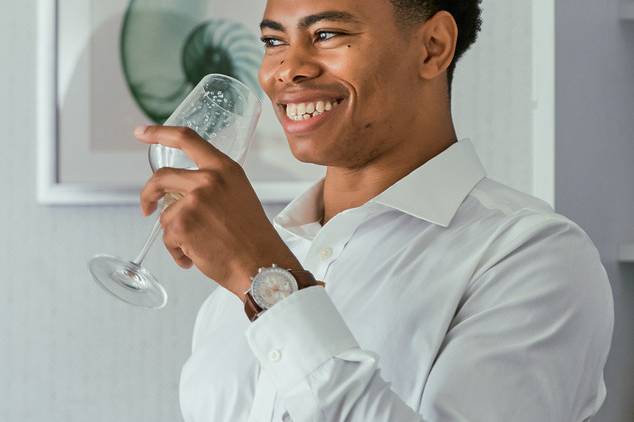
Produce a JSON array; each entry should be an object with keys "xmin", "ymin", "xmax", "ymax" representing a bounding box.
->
[{"xmin": 390, "ymin": 0, "xmax": 483, "ymax": 95}]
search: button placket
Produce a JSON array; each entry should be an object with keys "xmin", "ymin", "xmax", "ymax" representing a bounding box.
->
[
  {"xmin": 304, "ymin": 207, "xmax": 376, "ymax": 279},
  {"xmin": 319, "ymin": 246, "xmax": 333, "ymax": 260},
  {"xmin": 268, "ymin": 349, "xmax": 281, "ymax": 362},
  {"xmin": 304, "ymin": 238, "xmax": 334, "ymax": 279}
]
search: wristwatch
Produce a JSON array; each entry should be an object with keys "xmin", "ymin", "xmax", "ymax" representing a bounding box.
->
[{"xmin": 243, "ymin": 264, "xmax": 325, "ymax": 322}]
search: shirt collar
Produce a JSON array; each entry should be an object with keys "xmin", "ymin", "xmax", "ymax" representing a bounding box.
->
[
  {"xmin": 273, "ymin": 177, "xmax": 326, "ymax": 241},
  {"xmin": 370, "ymin": 138, "xmax": 486, "ymax": 227},
  {"xmin": 273, "ymin": 138, "xmax": 486, "ymax": 237}
]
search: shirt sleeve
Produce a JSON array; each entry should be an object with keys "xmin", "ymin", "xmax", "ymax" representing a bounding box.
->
[
  {"xmin": 419, "ymin": 215, "xmax": 614, "ymax": 421},
  {"xmin": 244, "ymin": 214, "xmax": 614, "ymax": 422},
  {"xmin": 245, "ymin": 286, "xmax": 425, "ymax": 421}
]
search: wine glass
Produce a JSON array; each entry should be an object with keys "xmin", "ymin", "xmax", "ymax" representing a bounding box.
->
[{"xmin": 88, "ymin": 73, "xmax": 262, "ymax": 309}]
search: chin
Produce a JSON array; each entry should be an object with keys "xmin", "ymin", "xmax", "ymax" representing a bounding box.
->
[{"xmin": 286, "ymin": 137, "xmax": 331, "ymax": 166}]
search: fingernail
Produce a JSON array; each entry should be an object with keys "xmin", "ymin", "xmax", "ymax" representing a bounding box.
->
[{"xmin": 134, "ymin": 125, "xmax": 147, "ymax": 136}]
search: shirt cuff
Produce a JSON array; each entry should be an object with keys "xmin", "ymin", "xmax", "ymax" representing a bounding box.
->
[{"xmin": 245, "ymin": 286, "xmax": 359, "ymax": 395}]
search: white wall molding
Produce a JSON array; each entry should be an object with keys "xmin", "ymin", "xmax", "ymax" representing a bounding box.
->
[
  {"xmin": 620, "ymin": 0, "xmax": 634, "ymax": 20},
  {"xmin": 531, "ymin": 0, "xmax": 556, "ymax": 209}
]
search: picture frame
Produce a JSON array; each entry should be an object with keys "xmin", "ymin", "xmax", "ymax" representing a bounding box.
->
[{"xmin": 36, "ymin": 0, "xmax": 324, "ymax": 205}]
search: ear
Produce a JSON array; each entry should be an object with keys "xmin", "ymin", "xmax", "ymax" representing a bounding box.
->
[{"xmin": 417, "ymin": 10, "xmax": 458, "ymax": 81}]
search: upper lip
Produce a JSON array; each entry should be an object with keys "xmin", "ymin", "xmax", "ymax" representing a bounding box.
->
[{"xmin": 276, "ymin": 91, "xmax": 346, "ymax": 106}]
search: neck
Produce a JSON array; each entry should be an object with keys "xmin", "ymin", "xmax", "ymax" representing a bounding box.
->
[{"xmin": 320, "ymin": 117, "xmax": 457, "ymax": 226}]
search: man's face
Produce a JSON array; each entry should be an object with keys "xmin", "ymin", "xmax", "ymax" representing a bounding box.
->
[{"xmin": 258, "ymin": 0, "xmax": 422, "ymax": 169}]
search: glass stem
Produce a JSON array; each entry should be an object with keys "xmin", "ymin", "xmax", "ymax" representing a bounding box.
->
[{"xmin": 132, "ymin": 217, "xmax": 162, "ymax": 266}]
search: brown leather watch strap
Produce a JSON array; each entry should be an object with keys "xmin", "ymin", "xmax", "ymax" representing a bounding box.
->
[
  {"xmin": 243, "ymin": 267, "xmax": 325, "ymax": 322},
  {"xmin": 287, "ymin": 268, "xmax": 326, "ymax": 290},
  {"xmin": 244, "ymin": 291, "xmax": 263, "ymax": 322}
]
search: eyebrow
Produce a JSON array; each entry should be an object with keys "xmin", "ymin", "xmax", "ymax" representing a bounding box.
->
[{"xmin": 260, "ymin": 10, "xmax": 361, "ymax": 32}]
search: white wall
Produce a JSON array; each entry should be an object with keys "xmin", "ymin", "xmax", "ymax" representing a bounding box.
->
[
  {"xmin": 453, "ymin": 1, "xmax": 534, "ymax": 195},
  {"xmin": 2, "ymin": 2, "xmax": 215, "ymax": 420},
  {"xmin": 1, "ymin": 1, "xmax": 539, "ymax": 421}
]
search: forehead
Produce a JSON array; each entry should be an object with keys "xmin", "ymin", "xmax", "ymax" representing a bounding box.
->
[{"xmin": 262, "ymin": 0, "xmax": 393, "ymax": 25}]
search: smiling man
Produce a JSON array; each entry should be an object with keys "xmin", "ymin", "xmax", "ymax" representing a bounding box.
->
[{"xmin": 134, "ymin": 0, "xmax": 614, "ymax": 421}]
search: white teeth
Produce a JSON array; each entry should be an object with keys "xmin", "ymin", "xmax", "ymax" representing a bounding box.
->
[{"xmin": 285, "ymin": 99, "xmax": 342, "ymax": 121}]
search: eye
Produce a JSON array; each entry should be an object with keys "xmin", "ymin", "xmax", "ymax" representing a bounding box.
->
[
  {"xmin": 260, "ymin": 36, "xmax": 285, "ymax": 48},
  {"xmin": 316, "ymin": 31, "xmax": 340, "ymax": 42}
]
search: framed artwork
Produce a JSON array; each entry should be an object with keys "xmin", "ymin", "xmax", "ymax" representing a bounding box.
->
[{"xmin": 37, "ymin": 0, "xmax": 324, "ymax": 205}]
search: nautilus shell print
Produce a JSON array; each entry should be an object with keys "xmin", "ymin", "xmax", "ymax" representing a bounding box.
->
[{"xmin": 120, "ymin": 0, "xmax": 263, "ymax": 123}]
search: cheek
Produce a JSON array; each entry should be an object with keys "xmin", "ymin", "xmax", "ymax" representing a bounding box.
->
[
  {"xmin": 258, "ymin": 59, "xmax": 276, "ymax": 97},
  {"xmin": 330, "ymin": 49, "xmax": 393, "ymax": 114}
]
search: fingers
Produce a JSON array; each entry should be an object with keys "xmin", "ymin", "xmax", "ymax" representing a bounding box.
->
[
  {"xmin": 134, "ymin": 125, "xmax": 230, "ymax": 170},
  {"xmin": 160, "ymin": 198, "xmax": 194, "ymax": 269},
  {"xmin": 140, "ymin": 167, "xmax": 199, "ymax": 216},
  {"xmin": 162, "ymin": 228, "xmax": 193, "ymax": 269}
]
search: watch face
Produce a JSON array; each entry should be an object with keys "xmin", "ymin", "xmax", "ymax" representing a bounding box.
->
[{"xmin": 251, "ymin": 267, "xmax": 298, "ymax": 309}]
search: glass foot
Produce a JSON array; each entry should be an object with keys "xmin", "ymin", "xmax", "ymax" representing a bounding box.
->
[{"xmin": 88, "ymin": 254, "xmax": 167, "ymax": 309}]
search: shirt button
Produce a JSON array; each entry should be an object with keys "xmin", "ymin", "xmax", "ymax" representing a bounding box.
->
[
  {"xmin": 319, "ymin": 247, "xmax": 333, "ymax": 260},
  {"xmin": 268, "ymin": 349, "xmax": 281, "ymax": 362}
]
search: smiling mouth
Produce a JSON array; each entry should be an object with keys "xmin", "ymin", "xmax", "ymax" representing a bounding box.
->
[{"xmin": 280, "ymin": 98, "xmax": 345, "ymax": 121}]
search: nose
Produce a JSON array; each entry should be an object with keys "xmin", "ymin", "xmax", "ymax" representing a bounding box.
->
[{"xmin": 274, "ymin": 44, "xmax": 321, "ymax": 84}]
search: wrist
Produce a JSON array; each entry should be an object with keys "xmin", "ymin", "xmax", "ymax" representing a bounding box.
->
[
  {"xmin": 232, "ymin": 253, "xmax": 303, "ymax": 304},
  {"xmin": 242, "ymin": 264, "xmax": 324, "ymax": 322}
]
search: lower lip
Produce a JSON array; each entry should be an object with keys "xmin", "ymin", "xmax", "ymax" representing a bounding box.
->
[{"xmin": 281, "ymin": 100, "xmax": 345, "ymax": 135}]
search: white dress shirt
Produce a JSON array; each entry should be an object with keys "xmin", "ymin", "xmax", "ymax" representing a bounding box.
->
[{"xmin": 179, "ymin": 138, "xmax": 614, "ymax": 422}]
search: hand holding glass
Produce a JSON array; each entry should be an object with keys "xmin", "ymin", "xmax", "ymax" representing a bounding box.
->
[{"xmin": 88, "ymin": 74, "xmax": 262, "ymax": 309}]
